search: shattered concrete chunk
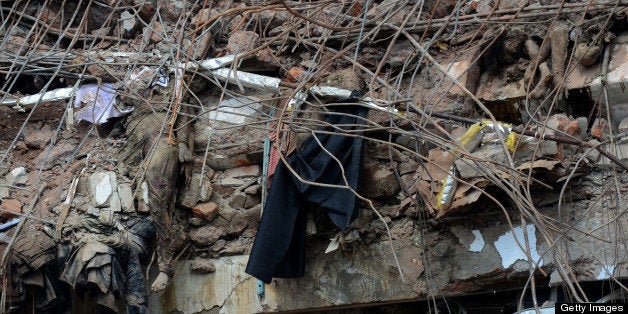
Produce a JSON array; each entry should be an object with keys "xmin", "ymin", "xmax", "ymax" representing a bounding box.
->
[
  {"xmin": 180, "ymin": 173, "xmax": 213, "ymax": 209},
  {"xmin": 229, "ymin": 193, "xmax": 247, "ymax": 209},
  {"xmin": 585, "ymin": 139, "xmax": 602, "ymax": 162},
  {"xmin": 223, "ymin": 165, "xmax": 260, "ymax": 179},
  {"xmin": 6, "ymin": 167, "xmax": 27, "ymax": 186},
  {"xmin": 23, "ymin": 125, "xmax": 53, "ymax": 149},
  {"xmin": 361, "ymin": 161, "xmax": 400, "ymax": 198},
  {"xmin": 190, "ymin": 258, "xmax": 216, "ymax": 274},
  {"xmin": 220, "ymin": 177, "xmax": 245, "ymax": 187},
  {"xmin": 226, "ymin": 30, "xmax": 260, "ymax": 54},
  {"xmin": 119, "ymin": 11, "xmax": 138, "ymax": 39},
  {"xmin": 189, "ymin": 225, "xmax": 224, "ymax": 247},
  {"xmin": 188, "ymin": 217, "xmax": 206, "ymax": 227},
  {"xmin": 144, "ymin": 21, "xmax": 163, "ymax": 43},
  {"xmin": 117, "ymin": 183, "xmax": 134, "ymax": 213},
  {"xmin": 220, "ymin": 240, "xmax": 247, "ymax": 256},
  {"xmin": 89, "ymin": 172, "xmax": 115, "ymax": 208},
  {"xmin": 244, "ymin": 184, "xmax": 260, "ymax": 195},
  {"xmin": 452, "ymin": 226, "xmax": 485, "ymax": 252},
  {"xmin": 109, "ymin": 190, "xmax": 121, "ymax": 212}
]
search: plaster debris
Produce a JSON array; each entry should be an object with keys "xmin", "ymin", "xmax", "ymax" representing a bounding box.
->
[
  {"xmin": 209, "ymin": 97, "xmax": 263, "ymax": 125},
  {"xmin": 494, "ymin": 224, "xmax": 543, "ymax": 269}
]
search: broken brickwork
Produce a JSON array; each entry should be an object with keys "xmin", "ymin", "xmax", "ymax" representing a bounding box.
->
[{"xmin": 0, "ymin": 0, "xmax": 627, "ymax": 313}]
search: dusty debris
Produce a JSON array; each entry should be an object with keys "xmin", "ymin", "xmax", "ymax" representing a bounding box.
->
[{"xmin": 0, "ymin": 0, "xmax": 627, "ymax": 313}]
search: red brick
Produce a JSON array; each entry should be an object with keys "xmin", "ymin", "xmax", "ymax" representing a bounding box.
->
[
  {"xmin": 1, "ymin": 199, "xmax": 22, "ymax": 219},
  {"xmin": 193, "ymin": 202, "xmax": 218, "ymax": 221},
  {"xmin": 591, "ymin": 118, "xmax": 607, "ymax": 139}
]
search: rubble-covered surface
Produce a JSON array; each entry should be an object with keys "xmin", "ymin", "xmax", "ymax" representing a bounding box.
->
[{"xmin": 0, "ymin": 0, "xmax": 627, "ymax": 313}]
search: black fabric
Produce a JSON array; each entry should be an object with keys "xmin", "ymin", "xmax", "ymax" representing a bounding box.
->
[{"xmin": 246, "ymin": 105, "xmax": 368, "ymax": 284}]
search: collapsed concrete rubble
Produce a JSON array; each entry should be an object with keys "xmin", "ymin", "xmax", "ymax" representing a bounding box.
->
[{"xmin": 0, "ymin": 0, "xmax": 627, "ymax": 313}]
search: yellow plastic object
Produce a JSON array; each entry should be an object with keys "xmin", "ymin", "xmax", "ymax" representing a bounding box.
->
[
  {"xmin": 458, "ymin": 122, "xmax": 485, "ymax": 151},
  {"xmin": 435, "ymin": 120, "xmax": 518, "ymax": 211}
]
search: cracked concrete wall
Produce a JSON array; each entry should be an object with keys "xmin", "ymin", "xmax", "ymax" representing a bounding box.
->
[{"xmin": 150, "ymin": 169, "xmax": 627, "ymax": 313}]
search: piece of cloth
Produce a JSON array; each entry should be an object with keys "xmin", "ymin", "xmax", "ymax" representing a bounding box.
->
[
  {"xmin": 143, "ymin": 137, "xmax": 180, "ymax": 276},
  {"xmin": 59, "ymin": 216, "xmax": 154, "ymax": 313},
  {"xmin": 266, "ymin": 97, "xmax": 298, "ymax": 189},
  {"xmin": 246, "ymin": 105, "xmax": 367, "ymax": 283}
]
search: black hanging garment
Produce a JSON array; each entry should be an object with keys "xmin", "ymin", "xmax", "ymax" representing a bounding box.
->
[{"xmin": 246, "ymin": 105, "xmax": 368, "ymax": 284}]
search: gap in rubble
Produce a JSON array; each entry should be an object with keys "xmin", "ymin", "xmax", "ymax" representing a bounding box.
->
[
  {"xmin": 10, "ymin": 75, "xmax": 67, "ymax": 95},
  {"xmin": 565, "ymin": 88, "xmax": 596, "ymax": 123},
  {"xmin": 482, "ymin": 99, "xmax": 524, "ymax": 124}
]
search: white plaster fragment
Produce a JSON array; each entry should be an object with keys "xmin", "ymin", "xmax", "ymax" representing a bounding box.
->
[
  {"xmin": 141, "ymin": 181, "xmax": 149, "ymax": 204},
  {"xmin": 6, "ymin": 167, "xmax": 27, "ymax": 185},
  {"xmin": 597, "ymin": 265, "xmax": 616, "ymax": 280},
  {"xmin": 90, "ymin": 172, "xmax": 113, "ymax": 207},
  {"xmin": 209, "ymin": 97, "xmax": 262, "ymax": 125},
  {"xmin": 469, "ymin": 229, "xmax": 485, "ymax": 252},
  {"xmin": 494, "ymin": 224, "xmax": 543, "ymax": 269}
]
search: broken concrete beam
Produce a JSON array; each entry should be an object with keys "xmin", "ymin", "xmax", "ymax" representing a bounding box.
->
[{"xmin": 223, "ymin": 165, "xmax": 260, "ymax": 179}]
